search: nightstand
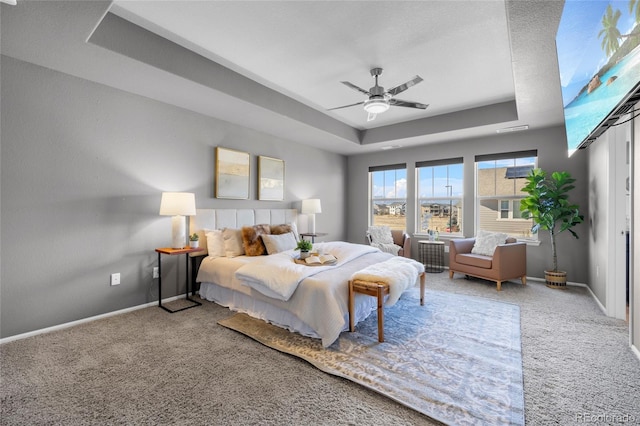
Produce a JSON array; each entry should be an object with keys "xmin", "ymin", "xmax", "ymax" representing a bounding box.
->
[
  {"xmin": 300, "ymin": 232, "xmax": 328, "ymax": 243},
  {"xmin": 155, "ymin": 247, "xmax": 204, "ymax": 313}
]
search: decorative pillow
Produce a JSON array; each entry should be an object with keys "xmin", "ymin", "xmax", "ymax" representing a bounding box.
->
[
  {"xmin": 261, "ymin": 232, "xmax": 298, "ymax": 255},
  {"xmin": 270, "ymin": 224, "xmax": 292, "ymax": 235},
  {"xmin": 222, "ymin": 228, "xmax": 245, "ymax": 257},
  {"xmin": 471, "ymin": 230, "xmax": 508, "ymax": 256},
  {"xmin": 271, "ymin": 222, "xmax": 300, "ymax": 242},
  {"xmin": 241, "ymin": 224, "xmax": 271, "ymax": 256},
  {"xmin": 368, "ymin": 226, "xmax": 394, "ymax": 245},
  {"xmin": 205, "ymin": 229, "xmax": 225, "ymax": 258}
]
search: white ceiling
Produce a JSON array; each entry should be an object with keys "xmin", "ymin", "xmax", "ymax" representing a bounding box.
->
[
  {"xmin": 110, "ymin": 0, "xmax": 516, "ymax": 130},
  {"xmin": 1, "ymin": 1, "xmax": 566, "ymax": 155}
]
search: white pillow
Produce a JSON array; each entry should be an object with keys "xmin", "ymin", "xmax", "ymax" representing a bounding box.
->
[
  {"xmin": 471, "ymin": 230, "xmax": 508, "ymax": 256},
  {"xmin": 222, "ymin": 228, "xmax": 245, "ymax": 257},
  {"xmin": 261, "ymin": 232, "xmax": 298, "ymax": 255},
  {"xmin": 368, "ymin": 226, "xmax": 394, "ymax": 244},
  {"xmin": 205, "ymin": 229, "xmax": 225, "ymax": 258},
  {"xmin": 289, "ymin": 221, "xmax": 300, "ymax": 242}
]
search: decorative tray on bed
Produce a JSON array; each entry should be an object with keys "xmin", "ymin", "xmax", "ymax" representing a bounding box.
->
[{"xmin": 294, "ymin": 253, "xmax": 337, "ymax": 266}]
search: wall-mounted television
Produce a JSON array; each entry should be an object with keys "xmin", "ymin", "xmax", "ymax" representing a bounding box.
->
[{"xmin": 556, "ymin": 0, "xmax": 640, "ymax": 156}]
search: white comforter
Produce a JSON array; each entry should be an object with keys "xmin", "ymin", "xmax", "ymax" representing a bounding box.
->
[
  {"xmin": 196, "ymin": 241, "xmax": 397, "ymax": 346},
  {"xmin": 235, "ymin": 241, "xmax": 379, "ymax": 301}
]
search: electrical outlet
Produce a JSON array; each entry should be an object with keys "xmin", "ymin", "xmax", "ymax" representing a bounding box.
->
[
  {"xmin": 153, "ymin": 267, "xmax": 159, "ymax": 279},
  {"xmin": 111, "ymin": 273, "xmax": 121, "ymax": 286}
]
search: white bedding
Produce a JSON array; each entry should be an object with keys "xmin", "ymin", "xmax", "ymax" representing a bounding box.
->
[
  {"xmin": 234, "ymin": 241, "xmax": 379, "ymax": 301},
  {"xmin": 196, "ymin": 241, "xmax": 396, "ymax": 347}
]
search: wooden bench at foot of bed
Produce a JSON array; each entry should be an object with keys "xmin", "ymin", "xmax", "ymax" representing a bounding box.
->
[{"xmin": 348, "ymin": 272, "xmax": 425, "ymax": 342}]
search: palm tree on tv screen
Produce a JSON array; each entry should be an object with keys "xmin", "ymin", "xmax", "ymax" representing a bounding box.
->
[
  {"xmin": 599, "ymin": 4, "xmax": 622, "ymax": 57},
  {"xmin": 630, "ymin": 0, "xmax": 639, "ymax": 24}
]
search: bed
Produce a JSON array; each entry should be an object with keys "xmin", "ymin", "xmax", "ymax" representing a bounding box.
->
[{"xmin": 189, "ymin": 208, "xmax": 422, "ymax": 347}]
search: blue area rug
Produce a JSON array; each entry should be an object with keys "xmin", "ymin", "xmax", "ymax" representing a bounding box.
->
[{"xmin": 219, "ymin": 289, "xmax": 524, "ymax": 425}]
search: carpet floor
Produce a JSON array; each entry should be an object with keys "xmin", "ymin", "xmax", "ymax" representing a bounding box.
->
[
  {"xmin": 1, "ymin": 273, "xmax": 639, "ymax": 425},
  {"xmin": 219, "ymin": 289, "xmax": 524, "ymax": 425}
]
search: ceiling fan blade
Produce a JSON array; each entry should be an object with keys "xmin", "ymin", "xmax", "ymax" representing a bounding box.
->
[
  {"xmin": 389, "ymin": 98, "xmax": 429, "ymax": 109},
  {"xmin": 387, "ymin": 76, "xmax": 423, "ymax": 96},
  {"xmin": 327, "ymin": 101, "xmax": 365, "ymax": 111},
  {"xmin": 367, "ymin": 112, "xmax": 377, "ymax": 122},
  {"xmin": 341, "ymin": 81, "xmax": 372, "ymax": 96}
]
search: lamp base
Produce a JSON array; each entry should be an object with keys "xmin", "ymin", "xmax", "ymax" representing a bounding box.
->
[
  {"xmin": 308, "ymin": 214, "xmax": 316, "ymax": 234},
  {"xmin": 171, "ymin": 215, "xmax": 186, "ymax": 249}
]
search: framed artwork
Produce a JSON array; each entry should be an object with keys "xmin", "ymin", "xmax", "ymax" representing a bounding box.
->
[
  {"xmin": 215, "ymin": 147, "xmax": 250, "ymax": 199},
  {"xmin": 258, "ymin": 156, "xmax": 285, "ymax": 201}
]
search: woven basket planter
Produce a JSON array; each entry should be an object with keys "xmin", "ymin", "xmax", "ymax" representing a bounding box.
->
[{"xmin": 545, "ymin": 270, "xmax": 567, "ymax": 289}]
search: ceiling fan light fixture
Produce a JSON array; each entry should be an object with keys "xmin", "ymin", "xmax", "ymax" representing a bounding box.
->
[{"xmin": 363, "ymin": 98, "xmax": 390, "ymax": 114}]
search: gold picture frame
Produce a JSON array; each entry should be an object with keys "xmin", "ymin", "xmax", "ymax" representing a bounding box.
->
[
  {"xmin": 258, "ymin": 156, "xmax": 285, "ymax": 201},
  {"xmin": 215, "ymin": 147, "xmax": 250, "ymax": 199}
]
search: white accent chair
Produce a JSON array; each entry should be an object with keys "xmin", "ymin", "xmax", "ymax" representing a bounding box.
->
[{"xmin": 366, "ymin": 226, "xmax": 411, "ymax": 258}]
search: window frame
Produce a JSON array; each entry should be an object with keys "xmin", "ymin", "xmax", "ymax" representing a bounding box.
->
[
  {"xmin": 368, "ymin": 163, "xmax": 408, "ymax": 231},
  {"xmin": 497, "ymin": 198, "xmax": 527, "ymax": 220},
  {"xmin": 475, "ymin": 150, "xmax": 537, "ymax": 241},
  {"xmin": 415, "ymin": 157, "xmax": 464, "ymax": 236}
]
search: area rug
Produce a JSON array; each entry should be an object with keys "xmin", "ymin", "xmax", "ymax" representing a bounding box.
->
[{"xmin": 218, "ymin": 289, "xmax": 524, "ymax": 425}]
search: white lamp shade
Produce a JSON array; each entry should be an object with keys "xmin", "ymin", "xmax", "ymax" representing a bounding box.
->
[
  {"xmin": 159, "ymin": 192, "xmax": 196, "ymax": 248},
  {"xmin": 301, "ymin": 199, "xmax": 322, "ymax": 214},
  {"xmin": 159, "ymin": 192, "xmax": 196, "ymax": 216}
]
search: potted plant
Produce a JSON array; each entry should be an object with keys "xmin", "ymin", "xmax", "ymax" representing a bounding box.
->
[
  {"xmin": 295, "ymin": 239, "xmax": 313, "ymax": 259},
  {"xmin": 189, "ymin": 233, "xmax": 199, "ymax": 248},
  {"xmin": 520, "ymin": 168, "xmax": 584, "ymax": 288}
]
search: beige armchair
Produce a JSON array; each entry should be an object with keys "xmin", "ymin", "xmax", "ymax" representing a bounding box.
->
[
  {"xmin": 366, "ymin": 228, "xmax": 411, "ymax": 258},
  {"xmin": 448, "ymin": 237, "xmax": 526, "ymax": 291}
]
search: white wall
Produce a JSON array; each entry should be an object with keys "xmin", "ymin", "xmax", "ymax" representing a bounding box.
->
[
  {"xmin": 0, "ymin": 56, "xmax": 347, "ymax": 338},
  {"xmin": 588, "ymin": 131, "xmax": 611, "ymax": 303},
  {"xmin": 587, "ymin": 118, "xmax": 632, "ymax": 319},
  {"xmin": 633, "ymin": 114, "xmax": 639, "ymax": 354}
]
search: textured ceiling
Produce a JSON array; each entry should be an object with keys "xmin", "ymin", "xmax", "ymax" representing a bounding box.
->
[
  {"xmin": 1, "ymin": 1, "xmax": 566, "ymax": 155},
  {"xmin": 110, "ymin": 1, "xmax": 516, "ymax": 130}
]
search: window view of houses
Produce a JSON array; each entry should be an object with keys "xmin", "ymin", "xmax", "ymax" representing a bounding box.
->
[
  {"xmin": 476, "ymin": 158, "xmax": 536, "ymax": 239},
  {"xmin": 372, "ymin": 201, "xmax": 407, "ymax": 230},
  {"xmin": 370, "ymin": 154, "xmax": 536, "ymax": 238}
]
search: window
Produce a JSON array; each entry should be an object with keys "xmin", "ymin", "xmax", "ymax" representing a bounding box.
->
[
  {"xmin": 475, "ymin": 150, "xmax": 537, "ymax": 239},
  {"xmin": 416, "ymin": 158, "xmax": 463, "ymax": 235},
  {"xmin": 499, "ymin": 199, "xmax": 523, "ymax": 219},
  {"xmin": 369, "ymin": 164, "xmax": 407, "ymax": 230}
]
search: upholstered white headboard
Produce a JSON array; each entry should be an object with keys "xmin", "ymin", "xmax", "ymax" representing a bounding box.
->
[{"xmin": 189, "ymin": 208, "xmax": 298, "ymax": 256}]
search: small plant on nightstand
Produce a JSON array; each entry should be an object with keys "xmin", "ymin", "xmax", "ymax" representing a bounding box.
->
[
  {"xmin": 189, "ymin": 233, "xmax": 199, "ymax": 248},
  {"xmin": 295, "ymin": 239, "xmax": 313, "ymax": 259}
]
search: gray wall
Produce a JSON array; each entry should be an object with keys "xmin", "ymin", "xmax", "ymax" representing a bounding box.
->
[
  {"xmin": 0, "ymin": 56, "xmax": 346, "ymax": 339},
  {"xmin": 346, "ymin": 126, "xmax": 590, "ymax": 283}
]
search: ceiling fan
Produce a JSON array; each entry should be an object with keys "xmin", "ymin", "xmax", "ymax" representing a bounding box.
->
[{"xmin": 328, "ymin": 68, "xmax": 429, "ymax": 122}]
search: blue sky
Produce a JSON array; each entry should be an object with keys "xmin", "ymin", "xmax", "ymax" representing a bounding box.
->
[
  {"xmin": 556, "ymin": 0, "xmax": 638, "ymax": 106},
  {"xmin": 371, "ymin": 157, "xmax": 537, "ymax": 200}
]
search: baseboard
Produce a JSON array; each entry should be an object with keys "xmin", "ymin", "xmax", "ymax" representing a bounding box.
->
[
  {"xmin": 632, "ymin": 343, "xmax": 640, "ymax": 362},
  {"xmin": 583, "ymin": 283, "xmax": 608, "ymax": 315},
  {"xmin": 0, "ymin": 294, "xmax": 191, "ymax": 345}
]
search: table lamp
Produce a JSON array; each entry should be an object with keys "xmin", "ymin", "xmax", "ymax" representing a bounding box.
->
[
  {"xmin": 159, "ymin": 192, "xmax": 196, "ymax": 249},
  {"xmin": 301, "ymin": 198, "xmax": 322, "ymax": 234}
]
